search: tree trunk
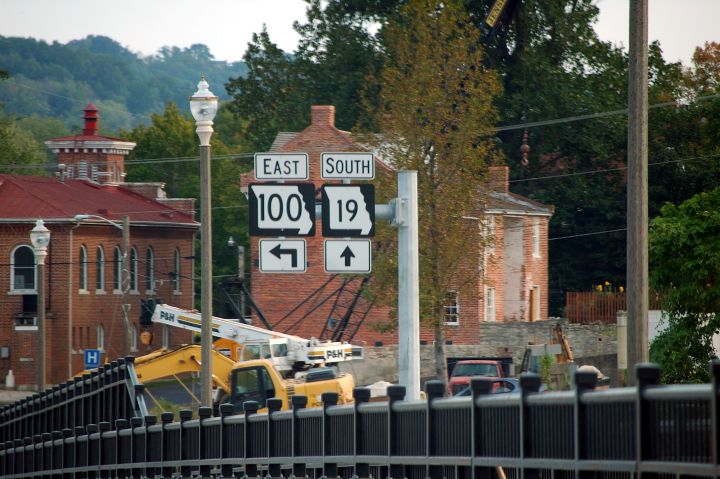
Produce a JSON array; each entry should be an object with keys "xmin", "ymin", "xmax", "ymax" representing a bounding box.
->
[{"xmin": 434, "ymin": 322, "xmax": 449, "ymax": 393}]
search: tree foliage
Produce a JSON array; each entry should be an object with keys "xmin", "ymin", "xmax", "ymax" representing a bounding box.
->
[
  {"xmin": 0, "ymin": 35, "xmax": 247, "ymax": 131},
  {"xmin": 123, "ymin": 103, "xmax": 251, "ymax": 315},
  {"xmin": 362, "ymin": 0, "xmax": 501, "ymax": 381},
  {"xmin": 649, "ymin": 187, "xmax": 720, "ymax": 383}
]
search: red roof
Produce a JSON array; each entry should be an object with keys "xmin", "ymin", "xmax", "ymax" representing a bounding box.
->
[{"xmin": 0, "ymin": 175, "xmax": 196, "ymax": 225}]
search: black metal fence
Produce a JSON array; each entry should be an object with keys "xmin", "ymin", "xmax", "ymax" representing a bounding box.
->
[
  {"xmin": 0, "ymin": 357, "xmax": 147, "ymax": 444},
  {"xmin": 1, "ymin": 362, "xmax": 719, "ymax": 479}
]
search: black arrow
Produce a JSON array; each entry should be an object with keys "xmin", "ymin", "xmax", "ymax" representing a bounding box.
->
[
  {"xmin": 340, "ymin": 246, "xmax": 355, "ymax": 267},
  {"xmin": 270, "ymin": 244, "xmax": 298, "ymax": 267}
]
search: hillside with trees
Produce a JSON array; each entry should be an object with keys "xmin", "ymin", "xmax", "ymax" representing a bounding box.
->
[{"xmin": 0, "ymin": 35, "xmax": 247, "ymax": 131}]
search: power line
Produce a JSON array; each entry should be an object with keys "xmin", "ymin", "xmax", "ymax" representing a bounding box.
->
[{"xmin": 494, "ymin": 92, "xmax": 720, "ymax": 132}]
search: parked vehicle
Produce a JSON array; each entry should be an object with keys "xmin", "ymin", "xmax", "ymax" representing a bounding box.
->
[
  {"xmin": 448, "ymin": 359, "xmax": 505, "ymax": 395},
  {"xmin": 454, "ymin": 378, "xmax": 521, "ymax": 396}
]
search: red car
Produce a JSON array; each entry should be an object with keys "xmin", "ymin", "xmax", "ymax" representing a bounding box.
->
[{"xmin": 449, "ymin": 360, "xmax": 505, "ymax": 396}]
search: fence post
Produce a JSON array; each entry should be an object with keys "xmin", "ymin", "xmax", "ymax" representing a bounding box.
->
[
  {"xmin": 114, "ymin": 419, "xmax": 128, "ymax": 479},
  {"xmin": 425, "ymin": 380, "xmax": 445, "ymax": 479},
  {"xmin": 267, "ymin": 398, "xmax": 283, "ymax": 479},
  {"xmin": 635, "ymin": 363, "xmax": 660, "ymax": 470},
  {"xmin": 129, "ymin": 417, "xmax": 143, "ymax": 479},
  {"xmin": 33, "ymin": 434, "xmax": 43, "ymax": 477},
  {"xmin": 97, "ymin": 422, "xmax": 110, "ymax": 479},
  {"xmin": 520, "ymin": 373, "xmax": 542, "ymax": 479},
  {"xmin": 574, "ymin": 370, "xmax": 598, "ymax": 479},
  {"xmin": 321, "ymin": 392, "xmax": 340, "ymax": 479},
  {"xmin": 179, "ymin": 409, "xmax": 193, "ymax": 479},
  {"xmin": 352, "ymin": 388, "xmax": 371, "ymax": 479},
  {"xmin": 387, "ymin": 385, "xmax": 406, "ymax": 479},
  {"xmin": 291, "ymin": 396, "xmax": 308, "ymax": 479},
  {"xmin": 160, "ymin": 412, "xmax": 174, "ymax": 479},
  {"xmin": 198, "ymin": 406, "xmax": 213, "ymax": 479},
  {"xmin": 243, "ymin": 401, "xmax": 259, "ymax": 479},
  {"xmin": 219, "ymin": 404, "xmax": 235, "ymax": 479},
  {"xmin": 711, "ymin": 359, "xmax": 720, "ymax": 467},
  {"xmin": 142, "ymin": 416, "xmax": 156, "ymax": 479},
  {"xmin": 86, "ymin": 424, "xmax": 98, "ymax": 479},
  {"xmin": 74, "ymin": 425, "xmax": 86, "ymax": 479}
]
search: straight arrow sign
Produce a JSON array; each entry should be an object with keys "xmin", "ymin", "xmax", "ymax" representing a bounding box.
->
[{"xmin": 325, "ymin": 240, "xmax": 372, "ymax": 273}]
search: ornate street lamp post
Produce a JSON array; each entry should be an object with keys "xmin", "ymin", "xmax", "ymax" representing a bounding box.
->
[{"xmin": 30, "ymin": 219, "xmax": 51, "ymax": 391}]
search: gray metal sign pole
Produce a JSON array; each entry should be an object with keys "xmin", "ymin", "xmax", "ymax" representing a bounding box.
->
[
  {"xmin": 315, "ymin": 170, "xmax": 422, "ymax": 398},
  {"xmin": 396, "ymin": 171, "xmax": 420, "ymax": 399}
]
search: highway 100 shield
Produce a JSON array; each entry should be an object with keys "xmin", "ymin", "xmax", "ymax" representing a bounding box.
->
[{"xmin": 249, "ymin": 183, "xmax": 316, "ymax": 237}]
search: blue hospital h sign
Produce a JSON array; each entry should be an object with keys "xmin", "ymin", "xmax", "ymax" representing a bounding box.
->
[{"xmin": 84, "ymin": 349, "xmax": 101, "ymax": 370}]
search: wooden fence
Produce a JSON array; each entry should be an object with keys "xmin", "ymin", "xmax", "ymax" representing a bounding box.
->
[{"xmin": 565, "ymin": 291, "xmax": 661, "ymax": 323}]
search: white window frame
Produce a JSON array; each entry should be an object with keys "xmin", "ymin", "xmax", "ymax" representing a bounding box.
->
[
  {"xmin": 443, "ymin": 290, "xmax": 460, "ymax": 325},
  {"xmin": 173, "ymin": 248, "xmax": 181, "ymax": 294},
  {"xmin": 485, "ymin": 287, "xmax": 496, "ymax": 322},
  {"xmin": 130, "ymin": 247, "xmax": 138, "ymax": 292},
  {"xmin": 79, "ymin": 245, "xmax": 88, "ymax": 292},
  {"xmin": 146, "ymin": 247, "xmax": 154, "ymax": 293},
  {"xmin": 532, "ymin": 217, "xmax": 541, "ymax": 258},
  {"xmin": 532, "ymin": 285, "xmax": 541, "ymax": 321},
  {"xmin": 78, "ymin": 160, "xmax": 88, "ymax": 178},
  {"xmin": 10, "ymin": 245, "xmax": 37, "ymax": 293},
  {"xmin": 97, "ymin": 324, "xmax": 105, "ymax": 351},
  {"xmin": 485, "ymin": 215, "xmax": 495, "ymax": 256},
  {"xmin": 96, "ymin": 246, "xmax": 105, "ymax": 292}
]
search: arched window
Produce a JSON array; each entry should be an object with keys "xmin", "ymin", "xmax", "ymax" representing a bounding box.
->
[
  {"xmin": 97, "ymin": 324, "xmax": 105, "ymax": 351},
  {"xmin": 11, "ymin": 245, "xmax": 36, "ymax": 292},
  {"xmin": 130, "ymin": 247, "xmax": 138, "ymax": 291},
  {"xmin": 79, "ymin": 245, "xmax": 88, "ymax": 291},
  {"xmin": 146, "ymin": 248, "xmax": 154, "ymax": 292},
  {"xmin": 130, "ymin": 325, "xmax": 138, "ymax": 352},
  {"xmin": 173, "ymin": 248, "xmax": 181, "ymax": 293},
  {"xmin": 96, "ymin": 246, "xmax": 105, "ymax": 291},
  {"xmin": 113, "ymin": 247, "xmax": 122, "ymax": 291}
]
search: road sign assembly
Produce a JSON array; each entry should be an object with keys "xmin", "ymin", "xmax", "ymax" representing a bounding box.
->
[
  {"xmin": 84, "ymin": 349, "xmax": 101, "ymax": 369},
  {"xmin": 321, "ymin": 152, "xmax": 374, "ymax": 180},
  {"xmin": 259, "ymin": 239, "xmax": 307, "ymax": 273},
  {"xmin": 249, "ymin": 183, "xmax": 316, "ymax": 236},
  {"xmin": 324, "ymin": 239, "xmax": 372, "ymax": 273},
  {"xmin": 254, "ymin": 153, "xmax": 309, "ymax": 180},
  {"xmin": 321, "ymin": 184, "xmax": 375, "ymax": 237}
]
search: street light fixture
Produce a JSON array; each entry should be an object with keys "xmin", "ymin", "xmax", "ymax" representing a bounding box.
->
[
  {"xmin": 190, "ymin": 76, "xmax": 218, "ymax": 409},
  {"xmin": 30, "ymin": 219, "xmax": 50, "ymax": 391},
  {"xmin": 74, "ymin": 214, "xmax": 132, "ymax": 355}
]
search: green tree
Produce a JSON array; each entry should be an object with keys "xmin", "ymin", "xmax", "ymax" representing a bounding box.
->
[
  {"xmin": 124, "ymin": 102, "xmax": 251, "ymax": 314},
  {"xmin": 363, "ymin": 0, "xmax": 501, "ymax": 384},
  {"xmin": 649, "ymin": 187, "xmax": 720, "ymax": 383}
]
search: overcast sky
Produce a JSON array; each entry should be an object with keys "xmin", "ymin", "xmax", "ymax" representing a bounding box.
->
[{"xmin": 0, "ymin": 0, "xmax": 717, "ymax": 66}]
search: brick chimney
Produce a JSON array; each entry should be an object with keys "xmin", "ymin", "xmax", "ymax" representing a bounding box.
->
[
  {"xmin": 488, "ymin": 166, "xmax": 509, "ymax": 193},
  {"xmin": 311, "ymin": 105, "xmax": 335, "ymax": 127},
  {"xmin": 82, "ymin": 103, "xmax": 99, "ymax": 136}
]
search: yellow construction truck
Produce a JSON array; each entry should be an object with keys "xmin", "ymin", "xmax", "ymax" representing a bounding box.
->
[{"xmin": 131, "ymin": 303, "xmax": 362, "ymax": 412}]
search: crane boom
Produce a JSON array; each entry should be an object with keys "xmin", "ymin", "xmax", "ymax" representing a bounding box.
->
[{"xmin": 149, "ymin": 303, "xmax": 363, "ymax": 374}]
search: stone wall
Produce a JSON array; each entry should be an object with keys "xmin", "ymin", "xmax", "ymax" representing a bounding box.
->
[{"xmin": 340, "ymin": 318, "xmax": 618, "ymax": 387}]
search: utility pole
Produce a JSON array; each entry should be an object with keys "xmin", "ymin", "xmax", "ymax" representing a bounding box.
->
[
  {"xmin": 397, "ymin": 171, "xmax": 420, "ymax": 400},
  {"xmin": 238, "ymin": 245, "xmax": 246, "ymax": 319},
  {"xmin": 121, "ymin": 215, "xmax": 132, "ymax": 356},
  {"xmin": 627, "ymin": 0, "xmax": 649, "ymax": 383}
]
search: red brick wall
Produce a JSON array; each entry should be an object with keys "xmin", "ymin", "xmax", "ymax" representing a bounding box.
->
[
  {"xmin": 0, "ymin": 222, "xmax": 195, "ymax": 388},
  {"xmin": 56, "ymin": 151, "xmax": 125, "ymax": 183}
]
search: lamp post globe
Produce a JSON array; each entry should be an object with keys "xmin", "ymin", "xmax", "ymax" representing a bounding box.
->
[
  {"xmin": 189, "ymin": 76, "xmax": 218, "ymax": 146},
  {"xmin": 30, "ymin": 219, "xmax": 51, "ymax": 255}
]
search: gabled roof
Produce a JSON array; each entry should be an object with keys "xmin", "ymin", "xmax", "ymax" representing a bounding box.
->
[
  {"xmin": 0, "ymin": 175, "xmax": 197, "ymax": 226},
  {"xmin": 485, "ymin": 190, "xmax": 554, "ymax": 216}
]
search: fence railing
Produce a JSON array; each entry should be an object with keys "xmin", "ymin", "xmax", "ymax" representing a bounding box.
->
[
  {"xmin": 1, "ymin": 361, "xmax": 719, "ymax": 479},
  {"xmin": 0, "ymin": 356, "xmax": 147, "ymax": 444},
  {"xmin": 566, "ymin": 292, "xmax": 662, "ymax": 324}
]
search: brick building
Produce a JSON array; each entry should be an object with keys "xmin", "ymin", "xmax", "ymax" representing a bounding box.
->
[
  {"xmin": 243, "ymin": 105, "xmax": 554, "ymax": 349},
  {"xmin": 0, "ymin": 105, "xmax": 197, "ymax": 388}
]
